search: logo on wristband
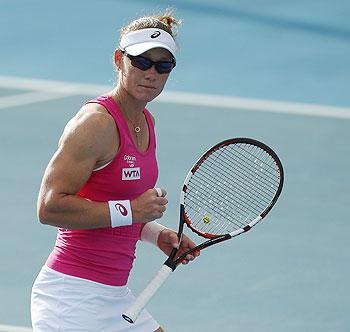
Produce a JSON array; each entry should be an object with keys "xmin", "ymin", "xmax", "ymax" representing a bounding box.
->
[{"xmin": 115, "ymin": 203, "xmax": 128, "ymax": 216}]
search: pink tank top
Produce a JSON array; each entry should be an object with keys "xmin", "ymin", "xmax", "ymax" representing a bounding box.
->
[{"xmin": 46, "ymin": 95, "xmax": 158, "ymax": 286}]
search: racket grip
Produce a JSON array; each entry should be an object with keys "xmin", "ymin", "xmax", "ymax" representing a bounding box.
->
[{"xmin": 122, "ymin": 264, "xmax": 172, "ymax": 324}]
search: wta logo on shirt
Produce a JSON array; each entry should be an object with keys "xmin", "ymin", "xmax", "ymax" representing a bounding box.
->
[{"xmin": 122, "ymin": 167, "xmax": 141, "ymax": 180}]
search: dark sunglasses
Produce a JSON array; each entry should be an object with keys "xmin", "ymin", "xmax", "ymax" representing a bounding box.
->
[{"xmin": 122, "ymin": 52, "xmax": 176, "ymax": 74}]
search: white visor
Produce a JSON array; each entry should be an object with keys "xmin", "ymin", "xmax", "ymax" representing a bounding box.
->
[{"xmin": 120, "ymin": 28, "xmax": 177, "ymax": 58}]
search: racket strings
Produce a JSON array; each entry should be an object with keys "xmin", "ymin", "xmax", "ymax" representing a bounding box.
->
[
  {"xmin": 189, "ymin": 175, "xmax": 266, "ymax": 221},
  {"xmin": 215, "ymin": 143, "xmax": 280, "ymax": 193},
  {"xmin": 202, "ymin": 154, "xmax": 276, "ymax": 203},
  {"xmin": 196, "ymin": 145, "xmax": 279, "ymax": 205},
  {"xmin": 184, "ymin": 143, "xmax": 281, "ymax": 235},
  {"xmin": 186, "ymin": 169, "xmax": 267, "ymax": 233},
  {"xmin": 185, "ymin": 186, "xmax": 247, "ymax": 233},
  {"xmin": 238, "ymin": 143, "xmax": 280, "ymax": 178},
  {"xmin": 185, "ymin": 174, "xmax": 272, "ymax": 234},
  {"xmin": 224, "ymin": 151, "xmax": 279, "ymax": 199},
  {"xmin": 232, "ymin": 145, "xmax": 280, "ymax": 189}
]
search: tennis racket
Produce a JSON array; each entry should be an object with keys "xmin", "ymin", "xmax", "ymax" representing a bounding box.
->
[{"xmin": 122, "ymin": 137, "xmax": 284, "ymax": 323}]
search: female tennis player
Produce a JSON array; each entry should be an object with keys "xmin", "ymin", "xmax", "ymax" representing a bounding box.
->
[{"xmin": 31, "ymin": 10, "xmax": 198, "ymax": 332}]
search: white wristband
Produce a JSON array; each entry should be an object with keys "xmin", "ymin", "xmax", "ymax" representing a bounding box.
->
[
  {"xmin": 141, "ymin": 222, "xmax": 168, "ymax": 247},
  {"xmin": 108, "ymin": 200, "xmax": 132, "ymax": 228}
]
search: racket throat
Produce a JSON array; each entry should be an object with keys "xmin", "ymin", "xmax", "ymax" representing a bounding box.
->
[
  {"xmin": 163, "ymin": 205, "xmax": 186, "ymax": 272},
  {"xmin": 164, "ymin": 247, "xmax": 178, "ymax": 271}
]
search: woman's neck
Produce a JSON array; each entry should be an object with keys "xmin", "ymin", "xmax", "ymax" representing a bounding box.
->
[{"xmin": 111, "ymin": 85, "xmax": 146, "ymax": 121}]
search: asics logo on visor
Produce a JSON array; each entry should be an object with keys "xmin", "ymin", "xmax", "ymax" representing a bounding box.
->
[{"xmin": 151, "ymin": 31, "xmax": 161, "ymax": 38}]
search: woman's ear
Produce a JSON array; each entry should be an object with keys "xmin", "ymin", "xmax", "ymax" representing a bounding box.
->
[{"xmin": 114, "ymin": 49, "xmax": 122, "ymax": 70}]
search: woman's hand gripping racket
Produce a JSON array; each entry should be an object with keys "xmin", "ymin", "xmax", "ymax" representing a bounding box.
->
[{"xmin": 122, "ymin": 137, "xmax": 284, "ymax": 323}]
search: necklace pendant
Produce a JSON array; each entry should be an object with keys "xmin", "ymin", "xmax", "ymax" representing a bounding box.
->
[{"xmin": 134, "ymin": 126, "xmax": 141, "ymax": 133}]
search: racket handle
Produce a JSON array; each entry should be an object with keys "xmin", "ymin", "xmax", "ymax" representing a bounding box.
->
[{"xmin": 122, "ymin": 264, "xmax": 173, "ymax": 324}]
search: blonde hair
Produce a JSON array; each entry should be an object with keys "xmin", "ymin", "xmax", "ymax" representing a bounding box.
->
[{"xmin": 120, "ymin": 9, "xmax": 181, "ymax": 41}]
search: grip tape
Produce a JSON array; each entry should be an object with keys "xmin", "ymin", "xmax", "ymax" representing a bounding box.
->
[{"xmin": 122, "ymin": 265, "xmax": 173, "ymax": 323}]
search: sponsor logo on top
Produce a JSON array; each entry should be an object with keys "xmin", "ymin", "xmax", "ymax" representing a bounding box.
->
[
  {"xmin": 124, "ymin": 154, "xmax": 136, "ymax": 167},
  {"xmin": 122, "ymin": 155, "xmax": 140, "ymax": 180}
]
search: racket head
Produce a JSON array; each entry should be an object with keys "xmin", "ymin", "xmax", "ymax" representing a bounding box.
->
[{"xmin": 180, "ymin": 137, "xmax": 284, "ymax": 239}]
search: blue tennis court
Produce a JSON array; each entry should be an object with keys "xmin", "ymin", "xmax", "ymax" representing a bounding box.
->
[{"xmin": 1, "ymin": 1, "xmax": 349, "ymax": 331}]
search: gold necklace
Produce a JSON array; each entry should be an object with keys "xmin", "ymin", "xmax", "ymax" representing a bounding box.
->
[
  {"xmin": 125, "ymin": 112, "xmax": 142, "ymax": 146},
  {"xmin": 134, "ymin": 125, "xmax": 141, "ymax": 134}
]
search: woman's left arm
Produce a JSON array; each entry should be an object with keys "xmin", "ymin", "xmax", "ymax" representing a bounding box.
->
[{"xmin": 157, "ymin": 229, "xmax": 200, "ymax": 264}]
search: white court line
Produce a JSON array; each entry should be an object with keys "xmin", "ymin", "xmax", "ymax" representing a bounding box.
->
[
  {"xmin": 0, "ymin": 91, "xmax": 76, "ymax": 109},
  {"xmin": 0, "ymin": 325, "xmax": 32, "ymax": 332},
  {"xmin": 157, "ymin": 91, "xmax": 350, "ymax": 119},
  {"xmin": 0, "ymin": 75, "xmax": 349, "ymax": 119},
  {"xmin": 0, "ymin": 75, "xmax": 109, "ymax": 95}
]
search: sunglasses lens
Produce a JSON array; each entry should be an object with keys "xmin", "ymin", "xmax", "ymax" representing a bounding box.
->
[
  {"xmin": 130, "ymin": 57, "xmax": 152, "ymax": 71},
  {"xmin": 155, "ymin": 62, "xmax": 174, "ymax": 74},
  {"xmin": 126, "ymin": 53, "xmax": 175, "ymax": 74}
]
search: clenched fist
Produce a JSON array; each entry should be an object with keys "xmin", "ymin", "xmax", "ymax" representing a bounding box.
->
[{"xmin": 131, "ymin": 188, "xmax": 168, "ymax": 223}]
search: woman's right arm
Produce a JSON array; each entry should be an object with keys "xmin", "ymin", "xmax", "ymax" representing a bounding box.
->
[{"xmin": 37, "ymin": 106, "xmax": 167, "ymax": 229}]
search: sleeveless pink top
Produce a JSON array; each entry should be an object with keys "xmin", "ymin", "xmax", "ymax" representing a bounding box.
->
[{"xmin": 46, "ymin": 95, "xmax": 158, "ymax": 286}]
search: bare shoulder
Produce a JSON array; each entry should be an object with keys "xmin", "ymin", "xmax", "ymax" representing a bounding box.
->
[
  {"xmin": 59, "ymin": 102, "xmax": 118, "ymax": 161},
  {"xmin": 68, "ymin": 103, "xmax": 115, "ymax": 135}
]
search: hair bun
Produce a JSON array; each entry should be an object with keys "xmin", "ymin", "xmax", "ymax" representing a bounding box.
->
[
  {"xmin": 159, "ymin": 15, "xmax": 176, "ymax": 27},
  {"xmin": 120, "ymin": 9, "xmax": 181, "ymax": 39}
]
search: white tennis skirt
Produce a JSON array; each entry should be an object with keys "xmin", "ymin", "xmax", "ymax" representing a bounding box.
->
[{"xmin": 31, "ymin": 265, "xmax": 160, "ymax": 332}]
